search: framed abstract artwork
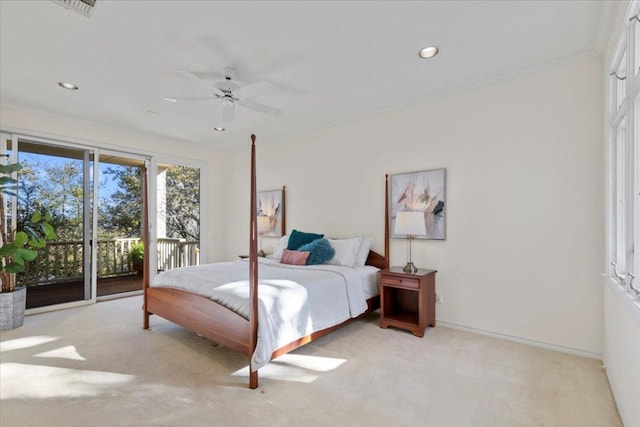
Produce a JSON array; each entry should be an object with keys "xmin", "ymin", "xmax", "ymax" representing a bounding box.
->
[
  {"xmin": 390, "ymin": 169, "xmax": 446, "ymax": 240},
  {"xmin": 257, "ymin": 187, "xmax": 285, "ymax": 237}
]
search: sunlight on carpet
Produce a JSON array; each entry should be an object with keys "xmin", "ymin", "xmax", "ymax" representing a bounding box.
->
[
  {"xmin": 0, "ymin": 336, "xmax": 60, "ymax": 352},
  {"xmin": 34, "ymin": 345, "xmax": 87, "ymax": 361},
  {"xmin": 0, "ymin": 363, "xmax": 135, "ymax": 399},
  {"xmin": 232, "ymin": 354, "xmax": 346, "ymax": 383}
]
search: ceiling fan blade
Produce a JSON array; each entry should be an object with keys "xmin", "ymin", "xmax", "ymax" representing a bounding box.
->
[
  {"xmin": 238, "ymin": 99, "xmax": 283, "ymax": 117},
  {"xmin": 178, "ymin": 70, "xmax": 225, "ymax": 95},
  {"xmin": 164, "ymin": 96, "xmax": 220, "ymax": 102},
  {"xmin": 187, "ymin": 71, "xmax": 222, "ymax": 80},
  {"xmin": 233, "ymin": 80, "xmax": 274, "ymax": 100}
]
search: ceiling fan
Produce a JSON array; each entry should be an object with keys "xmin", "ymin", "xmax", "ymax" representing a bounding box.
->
[{"xmin": 164, "ymin": 68, "xmax": 283, "ymax": 122}]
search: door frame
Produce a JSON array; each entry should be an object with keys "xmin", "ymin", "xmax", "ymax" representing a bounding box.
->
[
  {"xmin": 150, "ymin": 154, "xmax": 207, "ymax": 285},
  {"xmin": 1, "ymin": 132, "xmax": 100, "ymax": 313},
  {"xmin": 0, "ymin": 128, "xmax": 206, "ymax": 314}
]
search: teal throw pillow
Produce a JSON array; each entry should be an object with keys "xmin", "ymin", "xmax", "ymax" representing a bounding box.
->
[
  {"xmin": 298, "ymin": 238, "xmax": 335, "ymax": 265},
  {"xmin": 287, "ymin": 229, "xmax": 324, "ymax": 250}
]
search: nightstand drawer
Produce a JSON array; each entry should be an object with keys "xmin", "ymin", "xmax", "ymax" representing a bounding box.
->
[{"xmin": 381, "ymin": 276, "xmax": 420, "ymax": 290}]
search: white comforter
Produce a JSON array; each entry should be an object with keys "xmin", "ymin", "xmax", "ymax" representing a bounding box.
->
[{"xmin": 151, "ymin": 258, "xmax": 378, "ymax": 369}]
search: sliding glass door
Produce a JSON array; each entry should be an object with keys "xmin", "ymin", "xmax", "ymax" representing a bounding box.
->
[
  {"xmin": 95, "ymin": 153, "xmax": 146, "ymax": 297},
  {"xmin": 1, "ymin": 131, "xmax": 199, "ymax": 309},
  {"xmin": 1, "ymin": 135, "xmax": 96, "ymax": 309}
]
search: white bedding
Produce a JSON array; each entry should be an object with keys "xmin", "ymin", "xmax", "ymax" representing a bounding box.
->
[{"xmin": 151, "ymin": 258, "xmax": 379, "ymax": 369}]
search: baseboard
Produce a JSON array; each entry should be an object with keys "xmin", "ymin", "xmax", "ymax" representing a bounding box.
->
[
  {"xmin": 437, "ymin": 320, "xmax": 602, "ymax": 360},
  {"xmin": 97, "ymin": 290, "xmax": 143, "ymax": 302}
]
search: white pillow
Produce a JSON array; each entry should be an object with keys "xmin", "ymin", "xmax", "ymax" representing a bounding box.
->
[
  {"xmin": 268, "ymin": 235, "xmax": 289, "ymax": 260},
  {"xmin": 327, "ymin": 237, "xmax": 363, "ymax": 267},
  {"xmin": 354, "ymin": 237, "xmax": 373, "ymax": 267}
]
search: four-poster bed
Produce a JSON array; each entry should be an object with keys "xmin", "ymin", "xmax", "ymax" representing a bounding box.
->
[{"xmin": 143, "ymin": 134, "xmax": 390, "ymax": 389}]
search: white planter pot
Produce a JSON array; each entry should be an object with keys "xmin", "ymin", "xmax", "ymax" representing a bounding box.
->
[{"xmin": 0, "ymin": 286, "xmax": 27, "ymax": 330}]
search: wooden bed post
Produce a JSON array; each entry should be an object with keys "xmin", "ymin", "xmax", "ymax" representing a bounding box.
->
[
  {"xmin": 384, "ymin": 173, "xmax": 390, "ymax": 269},
  {"xmin": 249, "ymin": 134, "xmax": 259, "ymax": 389},
  {"xmin": 281, "ymin": 186, "xmax": 286, "ymax": 236},
  {"xmin": 143, "ymin": 162, "xmax": 151, "ymax": 329}
]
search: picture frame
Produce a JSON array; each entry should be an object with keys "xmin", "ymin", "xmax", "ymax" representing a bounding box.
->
[
  {"xmin": 390, "ymin": 169, "xmax": 446, "ymax": 240},
  {"xmin": 257, "ymin": 187, "xmax": 285, "ymax": 237}
]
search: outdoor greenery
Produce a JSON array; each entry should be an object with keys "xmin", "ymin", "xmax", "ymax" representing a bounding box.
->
[
  {"xmin": 15, "ymin": 158, "xmax": 200, "ymax": 241},
  {"xmin": 100, "ymin": 165, "xmax": 143, "ymax": 239},
  {"xmin": 0, "ymin": 162, "xmax": 57, "ymax": 293},
  {"xmin": 2, "ymin": 155, "xmax": 200, "ymax": 289},
  {"xmin": 165, "ymin": 166, "xmax": 200, "ymax": 241},
  {"xmin": 127, "ymin": 241, "xmax": 145, "ymax": 266}
]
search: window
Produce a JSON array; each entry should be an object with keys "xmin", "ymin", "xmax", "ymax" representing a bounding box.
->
[{"xmin": 608, "ymin": 2, "xmax": 640, "ymax": 303}]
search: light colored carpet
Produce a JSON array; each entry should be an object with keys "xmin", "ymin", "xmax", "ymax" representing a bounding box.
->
[{"xmin": 0, "ymin": 296, "xmax": 621, "ymax": 427}]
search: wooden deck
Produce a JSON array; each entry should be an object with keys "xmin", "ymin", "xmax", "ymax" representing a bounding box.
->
[{"xmin": 26, "ymin": 275, "xmax": 144, "ymax": 309}]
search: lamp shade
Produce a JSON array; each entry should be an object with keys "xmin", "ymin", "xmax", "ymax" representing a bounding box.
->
[
  {"xmin": 257, "ymin": 216, "xmax": 271, "ymax": 233},
  {"xmin": 394, "ymin": 211, "xmax": 426, "ymax": 236}
]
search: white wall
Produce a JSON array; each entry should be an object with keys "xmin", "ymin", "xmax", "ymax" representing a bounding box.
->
[
  {"xmin": 0, "ymin": 103, "xmax": 229, "ymax": 262},
  {"xmin": 604, "ymin": 285, "xmax": 640, "ymax": 425},
  {"xmin": 226, "ymin": 58, "xmax": 604, "ymax": 356}
]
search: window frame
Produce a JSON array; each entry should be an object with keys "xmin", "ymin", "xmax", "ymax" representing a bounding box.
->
[{"xmin": 607, "ymin": 1, "xmax": 640, "ymax": 317}]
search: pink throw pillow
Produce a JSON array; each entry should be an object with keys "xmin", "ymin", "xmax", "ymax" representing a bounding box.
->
[{"xmin": 280, "ymin": 249, "xmax": 310, "ymax": 265}]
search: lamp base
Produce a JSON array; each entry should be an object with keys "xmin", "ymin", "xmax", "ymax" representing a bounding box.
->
[{"xmin": 403, "ymin": 262, "xmax": 417, "ymax": 274}]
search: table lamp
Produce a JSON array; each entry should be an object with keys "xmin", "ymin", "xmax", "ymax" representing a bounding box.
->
[{"xmin": 394, "ymin": 211, "xmax": 426, "ymax": 273}]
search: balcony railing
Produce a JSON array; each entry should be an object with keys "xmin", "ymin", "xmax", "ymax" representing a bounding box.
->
[{"xmin": 19, "ymin": 238, "xmax": 200, "ymax": 287}]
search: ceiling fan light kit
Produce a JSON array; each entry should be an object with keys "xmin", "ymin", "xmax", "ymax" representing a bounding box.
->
[
  {"xmin": 418, "ymin": 46, "xmax": 439, "ymax": 59},
  {"xmin": 58, "ymin": 81, "xmax": 79, "ymax": 90},
  {"xmin": 164, "ymin": 68, "xmax": 283, "ymax": 122}
]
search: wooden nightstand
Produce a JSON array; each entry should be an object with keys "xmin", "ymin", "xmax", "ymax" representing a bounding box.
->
[
  {"xmin": 238, "ymin": 254, "xmax": 269, "ymax": 260},
  {"xmin": 380, "ymin": 267, "xmax": 437, "ymax": 337}
]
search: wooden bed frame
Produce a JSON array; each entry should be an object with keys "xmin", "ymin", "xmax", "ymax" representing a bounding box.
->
[{"xmin": 143, "ymin": 134, "xmax": 390, "ymax": 389}]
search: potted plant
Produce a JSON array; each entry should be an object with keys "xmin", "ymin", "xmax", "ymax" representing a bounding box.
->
[
  {"xmin": 127, "ymin": 242, "xmax": 144, "ymax": 276},
  {"xmin": 0, "ymin": 162, "xmax": 57, "ymax": 330}
]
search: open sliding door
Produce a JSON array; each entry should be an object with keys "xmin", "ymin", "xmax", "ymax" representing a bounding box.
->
[
  {"xmin": 0, "ymin": 131, "xmax": 178, "ymax": 310},
  {"xmin": 1, "ymin": 135, "xmax": 98, "ymax": 309},
  {"xmin": 95, "ymin": 152, "xmax": 147, "ymax": 298}
]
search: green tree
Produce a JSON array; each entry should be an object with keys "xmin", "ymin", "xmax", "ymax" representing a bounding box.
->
[
  {"xmin": 13, "ymin": 156, "xmax": 199, "ymax": 243},
  {"xmin": 38, "ymin": 161, "xmax": 84, "ymax": 240},
  {"xmin": 165, "ymin": 166, "xmax": 200, "ymax": 241},
  {"xmin": 100, "ymin": 165, "xmax": 142, "ymax": 238},
  {"xmin": 16, "ymin": 158, "xmax": 84, "ymax": 241}
]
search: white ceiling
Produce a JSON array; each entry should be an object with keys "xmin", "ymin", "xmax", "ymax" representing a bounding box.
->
[{"xmin": 0, "ymin": 1, "xmax": 616, "ymax": 148}]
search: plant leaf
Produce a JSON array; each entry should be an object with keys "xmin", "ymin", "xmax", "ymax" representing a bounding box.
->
[
  {"xmin": 28, "ymin": 238, "xmax": 46, "ymax": 249},
  {"xmin": 0, "ymin": 163, "xmax": 22, "ymax": 174},
  {"xmin": 0, "ymin": 243, "xmax": 17, "ymax": 257},
  {"xmin": 44, "ymin": 211, "xmax": 52, "ymax": 222},
  {"xmin": 6, "ymin": 262, "xmax": 25, "ymax": 273},
  {"xmin": 14, "ymin": 231, "xmax": 28, "ymax": 248},
  {"xmin": 0, "ymin": 176, "xmax": 17, "ymax": 185},
  {"xmin": 12, "ymin": 255, "xmax": 25, "ymax": 265},
  {"xmin": 16, "ymin": 248, "xmax": 38, "ymax": 262},
  {"xmin": 23, "ymin": 225, "xmax": 37, "ymax": 240},
  {"xmin": 31, "ymin": 211, "xmax": 42, "ymax": 223},
  {"xmin": 43, "ymin": 223, "xmax": 56, "ymax": 240}
]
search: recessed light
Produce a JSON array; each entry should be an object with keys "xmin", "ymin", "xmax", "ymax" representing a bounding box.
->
[
  {"xmin": 418, "ymin": 46, "xmax": 439, "ymax": 59},
  {"xmin": 58, "ymin": 81, "xmax": 78, "ymax": 90},
  {"xmin": 214, "ymin": 127, "xmax": 225, "ymax": 132},
  {"xmin": 145, "ymin": 110, "xmax": 159, "ymax": 115},
  {"xmin": 164, "ymin": 97, "xmax": 177, "ymax": 103}
]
